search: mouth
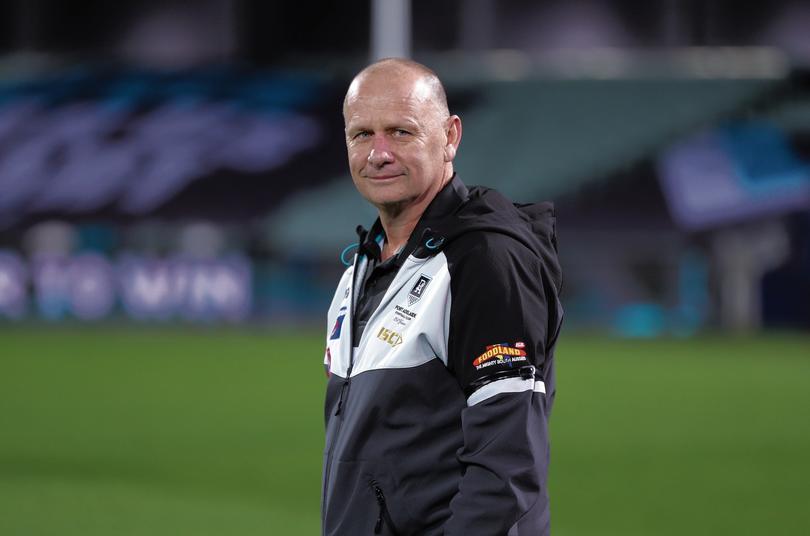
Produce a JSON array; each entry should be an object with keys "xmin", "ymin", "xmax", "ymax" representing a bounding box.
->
[{"xmin": 366, "ymin": 173, "xmax": 404, "ymax": 181}]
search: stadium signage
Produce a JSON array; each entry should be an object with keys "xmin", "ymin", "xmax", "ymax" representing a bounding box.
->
[
  {"xmin": 0, "ymin": 250, "xmax": 251, "ymax": 322},
  {"xmin": 0, "ymin": 68, "xmax": 324, "ymax": 223}
]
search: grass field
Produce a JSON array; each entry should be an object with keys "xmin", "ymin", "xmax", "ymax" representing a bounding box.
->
[{"xmin": 1, "ymin": 327, "xmax": 809, "ymax": 535}]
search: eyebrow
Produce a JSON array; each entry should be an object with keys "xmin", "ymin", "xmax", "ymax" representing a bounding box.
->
[{"xmin": 346, "ymin": 117, "xmax": 421, "ymax": 133}]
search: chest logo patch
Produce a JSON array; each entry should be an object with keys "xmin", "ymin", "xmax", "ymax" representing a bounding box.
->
[
  {"xmin": 377, "ymin": 327, "xmax": 403, "ymax": 348},
  {"xmin": 472, "ymin": 342, "xmax": 528, "ymax": 370},
  {"xmin": 393, "ymin": 304, "xmax": 417, "ymax": 327},
  {"xmin": 407, "ymin": 274, "xmax": 432, "ymax": 306},
  {"xmin": 330, "ymin": 307, "xmax": 347, "ymax": 340}
]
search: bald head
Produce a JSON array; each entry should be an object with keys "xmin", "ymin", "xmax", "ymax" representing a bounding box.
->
[
  {"xmin": 341, "ymin": 58, "xmax": 462, "ymax": 221},
  {"xmin": 343, "ymin": 58, "xmax": 449, "ymax": 119}
]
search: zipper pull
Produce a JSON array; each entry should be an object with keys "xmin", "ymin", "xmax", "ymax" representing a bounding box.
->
[
  {"xmin": 334, "ymin": 378, "xmax": 349, "ymax": 416},
  {"xmin": 372, "ymin": 484, "xmax": 385, "ymax": 534}
]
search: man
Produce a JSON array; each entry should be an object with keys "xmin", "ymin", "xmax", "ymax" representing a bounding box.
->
[{"xmin": 322, "ymin": 58, "xmax": 563, "ymax": 535}]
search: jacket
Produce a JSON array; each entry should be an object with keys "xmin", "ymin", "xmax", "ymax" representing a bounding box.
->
[{"xmin": 322, "ymin": 176, "xmax": 563, "ymax": 535}]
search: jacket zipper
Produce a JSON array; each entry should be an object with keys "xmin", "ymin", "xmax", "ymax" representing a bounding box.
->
[
  {"xmin": 370, "ymin": 481, "xmax": 400, "ymax": 535},
  {"xmin": 333, "ymin": 263, "xmax": 360, "ymax": 417},
  {"xmin": 322, "ymin": 254, "xmax": 362, "ymax": 524},
  {"xmin": 334, "ymin": 377, "xmax": 349, "ymax": 415}
]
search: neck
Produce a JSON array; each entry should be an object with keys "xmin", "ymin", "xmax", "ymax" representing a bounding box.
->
[
  {"xmin": 379, "ymin": 211, "xmax": 421, "ymax": 260},
  {"xmin": 377, "ymin": 168, "xmax": 452, "ymax": 261}
]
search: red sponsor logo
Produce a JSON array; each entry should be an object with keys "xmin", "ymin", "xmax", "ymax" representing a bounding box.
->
[{"xmin": 472, "ymin": 343, "xmax": 527, "ymax": 367}]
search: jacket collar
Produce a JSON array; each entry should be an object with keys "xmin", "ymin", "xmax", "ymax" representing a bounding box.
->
[{"xmin": 356, "ymin": 174, "xmax": 469, "ymax": 263}]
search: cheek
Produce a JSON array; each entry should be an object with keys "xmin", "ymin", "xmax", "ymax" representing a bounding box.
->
[{"xmin": 347, "ymin": 148, "xmax": 367, "ymax": 169}]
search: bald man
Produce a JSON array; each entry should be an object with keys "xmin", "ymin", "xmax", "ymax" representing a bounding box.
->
[{"xmin": 322, "ymin": 59, "xmax": 563, "ymax": 535}]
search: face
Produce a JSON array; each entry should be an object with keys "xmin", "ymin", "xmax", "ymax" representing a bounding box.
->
[{"xmin": 343, "ymin": 73, "xmax": 459, "ymax": 214}]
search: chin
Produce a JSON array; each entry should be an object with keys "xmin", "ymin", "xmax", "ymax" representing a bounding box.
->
[
  {"xmin": 357, "ymin": 187, "xmax": 404, "ymax": 208},
  {"xmin": 362, "ymin": 186, "xmax": 408, "ymax": 206},
  {"xmin": 365, "ymin": 194, "xmax": 403, "ymax": 208}
]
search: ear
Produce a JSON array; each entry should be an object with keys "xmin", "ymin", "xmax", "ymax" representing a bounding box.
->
[{"xmin": 443, "ymin": 115, "xmax": 462, "ymax": 162}]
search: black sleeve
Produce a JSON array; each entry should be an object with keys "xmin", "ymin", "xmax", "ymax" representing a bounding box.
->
[{"xmin": 443, "ymin": 232, "xmax": 553, "ymax": 535}]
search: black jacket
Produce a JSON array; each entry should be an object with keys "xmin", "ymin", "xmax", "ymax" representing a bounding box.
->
[{"xmin": 322, "ymin": 176, "xmax": 563, "ymax": 535}]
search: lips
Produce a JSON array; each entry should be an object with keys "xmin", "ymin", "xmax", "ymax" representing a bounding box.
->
[{"xmin": 366, "ymin": 173, "xmax": 403, "ymax": 181}]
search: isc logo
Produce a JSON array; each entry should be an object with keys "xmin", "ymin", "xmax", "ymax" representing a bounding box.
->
[{"xmin": 376, "ymin": 327, "xmax": 403, "ymax": 348}]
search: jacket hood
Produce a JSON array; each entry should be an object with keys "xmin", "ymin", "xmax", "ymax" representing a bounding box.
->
[
  {"xmin": 354, "ymin": 177, "xmax": 563, "ymax": 296},
  {"xmin": 419, "ymin": 183, "xmax": 563, "ymax": 296}
]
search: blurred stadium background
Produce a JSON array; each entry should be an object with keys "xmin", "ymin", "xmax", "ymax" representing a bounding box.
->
[{"xmin": 1, "ymin": 0, "xmax": 809, "ymax": 534}]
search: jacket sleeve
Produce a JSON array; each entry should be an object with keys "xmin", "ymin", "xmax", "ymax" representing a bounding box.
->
[{"xmin": 443, "ymin": 233, "xmax": 556, "ymax": 535}]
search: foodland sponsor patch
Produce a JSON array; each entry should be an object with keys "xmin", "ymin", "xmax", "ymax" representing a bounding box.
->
[{"xmin": 473, "ymin": 342, "xmax": 527, "ymax": 370}]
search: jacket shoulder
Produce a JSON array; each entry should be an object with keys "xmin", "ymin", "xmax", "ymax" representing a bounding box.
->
[{"xmin": 444, "ymin": 230, "xmax": 539, "ymax": 267}]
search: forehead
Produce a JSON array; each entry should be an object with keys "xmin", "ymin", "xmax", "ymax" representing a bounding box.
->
[{"xmin": 344, "ymin": 76, "xmax": 439, "ymax": 126}]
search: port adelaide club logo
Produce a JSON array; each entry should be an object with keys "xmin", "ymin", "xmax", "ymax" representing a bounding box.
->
[{"xmin": 407, "ymin": 274, "xmax": 432, "ymax": 306}]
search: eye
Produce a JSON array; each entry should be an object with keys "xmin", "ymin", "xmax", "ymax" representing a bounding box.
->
[
  {"xmin": 392, "ymin": 128, "xmax": 411, "ymax": 137},
  {"xmin": 352, "ymin": 130, "xmax": 371, "ymax": 140}
]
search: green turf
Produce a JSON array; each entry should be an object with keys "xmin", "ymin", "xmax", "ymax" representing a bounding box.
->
[{"xmin": 1, "ymin": 327, "xmax": 808, "ymax": 535}]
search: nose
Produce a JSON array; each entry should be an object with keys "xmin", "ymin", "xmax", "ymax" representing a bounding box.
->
[{"xmin": 367, "ymin": 135, "xmax": 394, "ymax": 167}]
